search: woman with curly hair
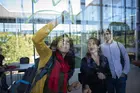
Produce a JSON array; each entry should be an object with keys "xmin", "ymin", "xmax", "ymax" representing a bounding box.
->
[{"xmin": 31, "ymin": 11, "xmax": 76, "ymax": 93}]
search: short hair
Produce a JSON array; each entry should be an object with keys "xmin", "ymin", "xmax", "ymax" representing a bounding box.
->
[{"xmin": 105, "ymin": 28, "xmax": 111, "ymax": 34}]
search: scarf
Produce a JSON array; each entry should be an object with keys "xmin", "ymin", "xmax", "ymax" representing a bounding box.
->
[{"xmin": 48, "ymin": 51, "xmax": 70, "ymax": 93}]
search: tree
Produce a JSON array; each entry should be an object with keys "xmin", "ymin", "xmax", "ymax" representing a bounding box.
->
[{"xmin": 0, "ymin": 32, "xmax": 33, "ymax": 63}]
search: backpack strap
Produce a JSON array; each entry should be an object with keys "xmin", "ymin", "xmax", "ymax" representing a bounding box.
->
[
  {"xmin": 16, "ymin": 80, "xmax": 31, "ymax": 85},
  {"xmin": 117, "ymin": 42, "xmax": 125, "ymax": 69},
  {"xmin": 31, "ymin": 53, "xmax": 55, "ymax": 89},
  {"xmin": 35, "ymin": 56, "xmax": 54, "ymax": 81}
]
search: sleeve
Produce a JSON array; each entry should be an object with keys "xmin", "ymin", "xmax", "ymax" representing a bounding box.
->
[
  {"xmin": 0, "ymin": 66, "xmax": 4, "ymax": 72},
  {"xmin": 68, "ymin": 54, "xmax": 75, "ymax": 80},
  {"xmin": 32, "ymin": 23, "xmax": 56, "ymax": 69},
  {"xmin": 102, "ymin": 56, "xmax": 111, "ymax": 77},
  {"xmin": 119, "ymin": 43, "xmax": 130, "ymax": 74},
  {"xmin": 80, "ymin": 58, "xmax": 86, "ymax": 74},
  {"xmin": 68, "ymin": 68, "xmax": 75, "ymax": 80},
  {"xmin": 79, "ymin": 58, "xmax": 88, "ymax": 87},
  {"xmin": 0, "ymin": 54, "xmax": 4, "ymax": 63}
]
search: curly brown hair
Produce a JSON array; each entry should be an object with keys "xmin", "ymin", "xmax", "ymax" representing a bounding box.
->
[{"xmin": 54, "ymin": 34, "xmax": 75, "ymax": 70}]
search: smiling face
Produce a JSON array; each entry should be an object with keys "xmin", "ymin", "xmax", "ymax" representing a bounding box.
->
[
  {"xmin": 88, "ymin": 39, "xmax": 99, "ymax": 54},
  {"xmin": 57, "ymin": 36, "xmax": 70, "ymax": 54}
]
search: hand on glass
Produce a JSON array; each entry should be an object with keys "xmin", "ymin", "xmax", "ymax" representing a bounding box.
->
[{"xmin": 97, "ymin": 72, "xmax": 106, "ymax": 80}]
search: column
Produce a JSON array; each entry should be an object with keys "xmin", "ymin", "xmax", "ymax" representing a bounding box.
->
[
  {"xmin": 136, "ymin": 0, "xmax": 140, "ymax": 60},
  {"xmin": 80, "ymin": 0, "xmax": 86, "ymax": 58}
]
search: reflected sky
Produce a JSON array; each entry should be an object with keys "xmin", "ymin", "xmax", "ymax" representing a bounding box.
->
[{"xmin": 0, "ymin": 0, "xmax": 81, "ymax": 15}]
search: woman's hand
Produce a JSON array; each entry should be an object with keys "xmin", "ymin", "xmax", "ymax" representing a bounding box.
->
[
  {"xmin": 71, "ymin": 81, "xmax": 81, "ymax": 90},
  {"xmin": 97, "ymin": 72, "xmax": 106, "ymax": 80},
  {"xmin": 67, "ymin": 85, "xmax": 73, "ymax": 92},
  {"xmin": 83, "ymin": 88, "xmax": 92, "ymax": 93},
  {"xmin": 67, "ymin": 81, "xmax": 81, "ymax": 92}
]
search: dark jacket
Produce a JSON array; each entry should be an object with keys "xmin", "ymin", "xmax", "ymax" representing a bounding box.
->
[
  {"xmin": 80, "ymin": 54, "xmax": 111, "ymax": 87},
  {"xmin": 0, "ymin": 54, "xmax": 5, "ymax": 75},
  {"xmin": 0, "ymin": 54, "xmax": 4, "ymax": 65}
]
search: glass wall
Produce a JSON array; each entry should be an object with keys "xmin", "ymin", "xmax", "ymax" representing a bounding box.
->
[
  {"xmin": 0, "ymin": 0, "xmax": 137, "ymax": 67},
  {"xmin": 0, "ymin": 0, "xmax": 33, "ymax": 63}
]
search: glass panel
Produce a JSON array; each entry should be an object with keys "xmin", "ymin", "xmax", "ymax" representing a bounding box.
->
[
  {"xmin": 86, "ymin": 0, "xmax": 100, "ymax": 6},
  {"xmin": 126, "ymin": 0, "xmax": 131, "ymax": 7},
  {"xmin": 0, "ymin": 0, "xmax": 137, "ymax": 67},
  {"xmin": 103, "ymin": 1, "xmax": 112, "ymax": 22},
  {"xmin": 0, "ymin": 23, "xmax": 4, "ymax": 32},
  {"xmin": 0, "ymin": 0, "xmax": 33, "ymax": 64},
  {"xmin": 85, "ymin": 5, "xmax": 100, "ymax": 21}
]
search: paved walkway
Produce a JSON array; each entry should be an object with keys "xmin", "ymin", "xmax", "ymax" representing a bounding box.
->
[
  {"xmin": 126, "ymin": 65, "xmax": 140, "ymax": 93},
  {"xmin": 69, "ymin": 64, "xmax": 140, "ymax": 93}
]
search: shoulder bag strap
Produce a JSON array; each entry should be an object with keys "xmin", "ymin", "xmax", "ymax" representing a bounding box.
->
[{"xmin": 117, "ymin": 42, "xmax": 125, "ymax": 69}]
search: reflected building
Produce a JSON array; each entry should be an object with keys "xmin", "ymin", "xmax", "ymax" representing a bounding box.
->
[{"xmin": 0, "ymin": 0, "xmax": 139, "ymax": 66}]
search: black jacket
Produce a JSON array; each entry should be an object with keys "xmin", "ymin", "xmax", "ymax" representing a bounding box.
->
[{"xmin": 80, "ymin": 54, "xmax": 111, "ymax": 87}]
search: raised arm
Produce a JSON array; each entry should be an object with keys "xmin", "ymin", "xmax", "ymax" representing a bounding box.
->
[{"xmin": 32, "ymin": 12, "xmax": 64, "ymax": 68}]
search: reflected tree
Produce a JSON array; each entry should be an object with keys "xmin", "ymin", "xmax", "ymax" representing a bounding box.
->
[{"xmin": 0, "ymin": 32, "xmax": 33, "ymax": 63}]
